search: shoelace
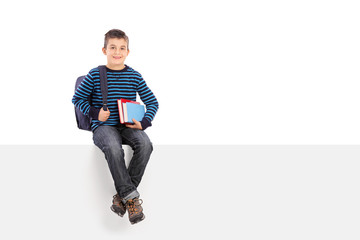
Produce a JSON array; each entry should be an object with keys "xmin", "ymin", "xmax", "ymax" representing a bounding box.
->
[{"xmin": 126, "ymin": 199, "xmax": 143, "ymax": 216}]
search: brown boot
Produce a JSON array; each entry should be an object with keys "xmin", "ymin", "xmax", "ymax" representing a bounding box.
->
[
  {"xmin": 125, "ymin": 198, "xmax": 145, "ymax": 224},
  {"xmin": 110, "ymin": 194, "xmax": 126, "ymax": 217}
]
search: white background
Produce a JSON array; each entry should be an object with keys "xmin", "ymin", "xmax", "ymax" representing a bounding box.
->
[{"xmin": 0, "ymin": 0, "xmax": 359, "ymax": 145}]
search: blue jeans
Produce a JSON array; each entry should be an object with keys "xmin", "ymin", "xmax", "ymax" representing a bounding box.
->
[{"xmin": 93, "ymin": 125, "xmax": 153, "ymax": 202}]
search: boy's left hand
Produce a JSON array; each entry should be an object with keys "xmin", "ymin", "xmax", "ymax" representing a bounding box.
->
[{"xmin": 125, "ymin": 119, "xmax": 143, "ymax": 130}]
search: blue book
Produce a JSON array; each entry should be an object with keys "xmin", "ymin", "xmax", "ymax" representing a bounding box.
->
[{"xmin": 123, "ymin": 102, "xmax": 145, "ymax": 124}]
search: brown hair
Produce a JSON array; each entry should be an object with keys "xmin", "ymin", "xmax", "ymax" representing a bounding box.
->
[{"xmin": 104, "ymin": 29, "xmax": 129, "ymax": 50}]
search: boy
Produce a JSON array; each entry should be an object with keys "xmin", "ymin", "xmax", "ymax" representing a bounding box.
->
[{"xmin": 72, "ymin": 29, "xmax": 159, "ymax": 225}]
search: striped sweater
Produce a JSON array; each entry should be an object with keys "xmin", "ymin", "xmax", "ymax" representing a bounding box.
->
[{"xmin": 72, "ymin": 65, "xmax": 159, "ymax": 131}]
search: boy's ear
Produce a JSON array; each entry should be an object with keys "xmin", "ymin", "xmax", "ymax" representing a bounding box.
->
[{"xmin": 102, "ymin": 47, "xmax": 107, "ymax": 55}]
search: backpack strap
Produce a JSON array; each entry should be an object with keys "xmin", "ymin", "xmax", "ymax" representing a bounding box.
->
[{"xmin": 98, "ymin": 65, "xmax": 108, "ymax": 111}]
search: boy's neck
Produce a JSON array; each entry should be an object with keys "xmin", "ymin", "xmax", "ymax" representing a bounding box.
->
[{"xmin": 106, "ymin": 64, "xmax": 126, "ymax": 71}]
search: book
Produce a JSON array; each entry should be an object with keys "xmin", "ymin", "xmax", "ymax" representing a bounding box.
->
[
  {"xmin": 123, "ymin": 102, "xmax": 145, "ymax": 124},
  {"xmin": 117, "ymin": 99, "xmax": 139, "ymax": 124},
  {"xmin": 117, "ymin": 99, "xmax": 145, "ymax": 124}
]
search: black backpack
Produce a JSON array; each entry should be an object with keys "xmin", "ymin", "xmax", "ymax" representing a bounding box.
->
[{"xmin": 74, "ymin": 65, "xmax": 108, "ymax": 131}]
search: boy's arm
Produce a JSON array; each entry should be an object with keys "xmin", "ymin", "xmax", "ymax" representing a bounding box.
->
[
  {"xmin": 136, "ymin": 75, "xmax": 159, "ymax": 130},
  {"xmin": 72, "ymin": 72, "xmax": 101, "ymax": 120}
]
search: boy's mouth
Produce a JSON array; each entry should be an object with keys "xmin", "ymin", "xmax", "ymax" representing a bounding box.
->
[{"xmin": 113, "ymin": 56, "xmax": 122, "ymax": 59}]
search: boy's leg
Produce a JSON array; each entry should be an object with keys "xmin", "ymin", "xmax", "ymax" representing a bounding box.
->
[
  {"xmin": 120, "ymin": 128, "xmax": 153, "ymax": 188},
  {"xmin": 93, "ymin": 125, "xmax": 139, "ymax": 199}
]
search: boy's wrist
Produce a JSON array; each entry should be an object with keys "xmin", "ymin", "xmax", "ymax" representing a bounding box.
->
[{"xmin": 140, "ymin": 117, "xmax": 152, "ymax": 131}]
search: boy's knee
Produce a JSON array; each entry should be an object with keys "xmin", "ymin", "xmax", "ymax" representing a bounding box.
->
[
  {"xmin": 144, "ymin": 140, "xmax": 153, "ymax": 153},
  {"xmin": 135, "ymin": 134, "xmax": 153, "ymax": 152},
  {"xmin": 104, "ymin": 144, "xmax": 124, "ymax": 157},
  {"xmin": 141, "ymin": 134, "xmax": 153, "ymax": 150}
]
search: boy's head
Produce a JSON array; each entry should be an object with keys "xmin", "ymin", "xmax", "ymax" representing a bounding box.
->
[
  {"xmin": 104, "ymin": 29, "xmax": 129, "ymax": 50},
  {"xmin": 102, "ymin": 29, "xmax": 130, "ymax": 70}
]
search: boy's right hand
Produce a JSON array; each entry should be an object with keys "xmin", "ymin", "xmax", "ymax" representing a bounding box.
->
[{"xmin": 98, "ymin": 108, "xmax": 110, "ymax": 122}]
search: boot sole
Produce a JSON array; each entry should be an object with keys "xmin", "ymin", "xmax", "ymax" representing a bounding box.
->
[
  {"xmin": 130, "ymin": 214, "xmax": 145, "ymax": 225},
  {"xmin": 110, "ymin": 205, "xmax": 125, "ymax": 217}
]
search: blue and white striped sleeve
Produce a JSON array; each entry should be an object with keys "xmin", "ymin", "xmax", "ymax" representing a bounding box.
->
[
  {"xmin": 72, "ymin": 71, "xmax": 100, "ymax": 120},
  {"xmin": 136, "ymin": 74, "xmax": 159, "ymax": 130}
]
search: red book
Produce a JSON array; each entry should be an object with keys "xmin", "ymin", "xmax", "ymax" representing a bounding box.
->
[{"xmin": 117, "ymin": 99, "xmax": 140, "ymax": 124}]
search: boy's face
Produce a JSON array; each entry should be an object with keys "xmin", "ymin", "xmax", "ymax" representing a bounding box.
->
[{"xmin": 102, "ymin": 38, "xmax": 129, "ymax": 70}]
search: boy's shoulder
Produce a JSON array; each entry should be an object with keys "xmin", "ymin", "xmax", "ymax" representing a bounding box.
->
[
  {"xmin": 124, "ymin": 65, "xmax": 142, "ymax": 77},
  {"xmin": 89, "ymin": 66, "xmax": 101, "ymax": 73},
  {"xmin": 84, "ymin": 67, "xmax": 100, "ymax": 78}
]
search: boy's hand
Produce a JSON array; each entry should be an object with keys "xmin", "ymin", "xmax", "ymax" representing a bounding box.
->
[
  {"xmin": 98, "ymin": 108, "xmax": 110, "ymax": 122},
  {"xmin": 126, "ymin": 119, "xmax": 143, "ymax": 130}
]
